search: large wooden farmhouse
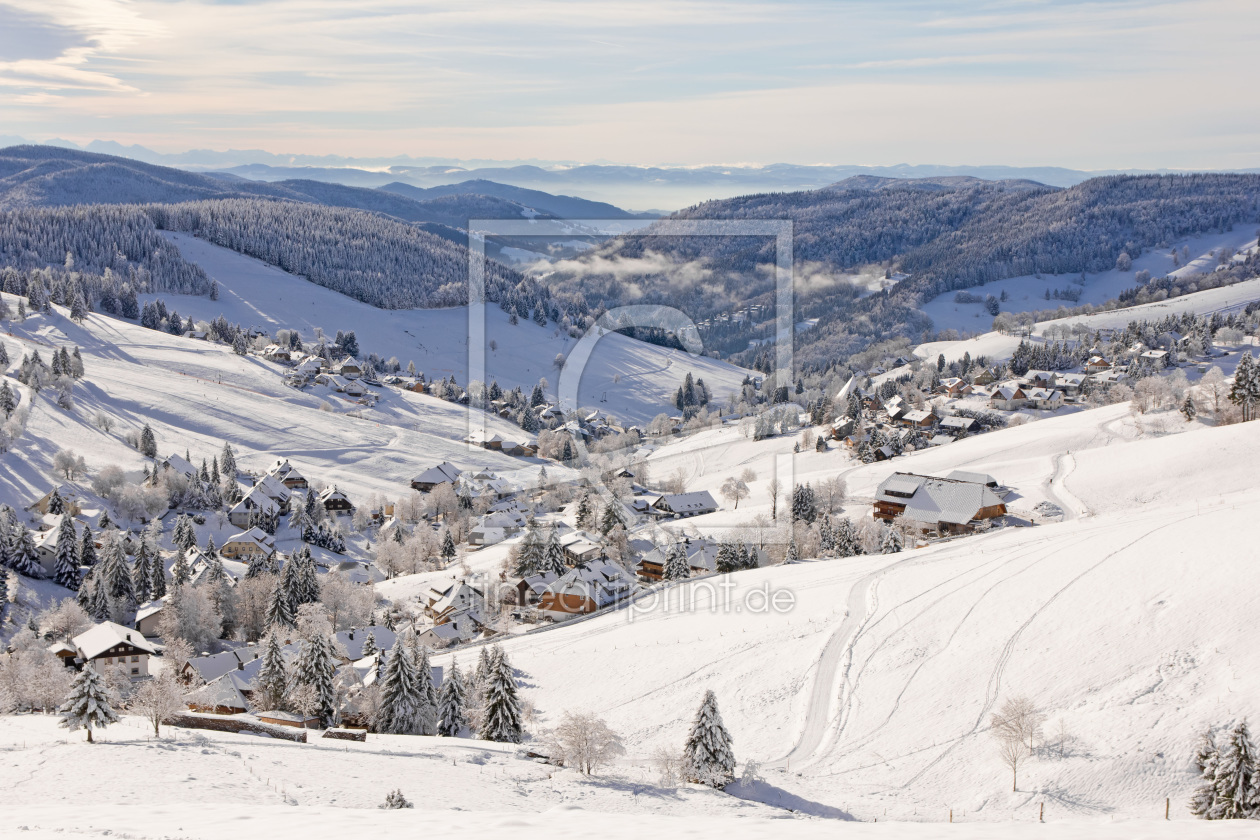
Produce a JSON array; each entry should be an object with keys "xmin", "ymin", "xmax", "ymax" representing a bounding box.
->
[{"xmin": 874, "ymin": 471, "xmax": 1007, "ymax": 534}]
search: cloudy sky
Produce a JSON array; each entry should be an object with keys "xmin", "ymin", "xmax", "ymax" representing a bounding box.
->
[{"xmin": 1, "ymin": 0, "xmax": 1257, "ymax": 168}]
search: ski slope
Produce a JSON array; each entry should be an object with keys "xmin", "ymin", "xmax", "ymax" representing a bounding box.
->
[{"xmin": 153, "ymin": 232, "xmax": 752, "ymax": 425}]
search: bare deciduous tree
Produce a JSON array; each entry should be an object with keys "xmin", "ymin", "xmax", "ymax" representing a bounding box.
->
[
  {"xmin": 132, "ymin": 672, "xmax": 184, "ymax": 736},
  {"xmin": 541, "ymin": 711, "xmax": 625, "ymax": 775}
]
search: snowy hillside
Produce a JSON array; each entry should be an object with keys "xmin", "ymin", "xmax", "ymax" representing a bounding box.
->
[
  {"xmin": 427, "ymin": 407, "xmax": 1260, "ymax": 823},
  {"xmin": 153, "ymin": 231, "xmax": 752, "ymax": 424}
]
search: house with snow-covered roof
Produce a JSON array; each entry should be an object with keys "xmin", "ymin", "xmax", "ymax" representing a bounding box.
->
[
  {"xmin": 537, "ymin": 560, "xmax": 638, "ymax": 617},
  {"xmin": 318, "ymin": 485, "xmax": 353, "ymax": 513},
  {"xmin": 336, "ymin": 357, "xmax": 363, "ymax": 379},
  {"xmin": 410, "ymin": 461, "xmax": 462, "ymax": 493},
  {"xmin": 255, "ymin": 474, "xmax": 292, "ymax": 510},
  {"xmin": 873, "ymin": 472, "xmax": 1007, "ymax": 535},
  {"xmin": 989, "ymin": 384, "xmax": 1028, "ymax": 411},
  {"xmin": 647, "ymin": 491, "xmax": 718, "ymax": 519},
  {"xmin": 219, "ymin": 527, "xmax": 276, "ymax": 561},
  {"xmin": 228, "ymin": 486, "xmax": 280, "ymax": 528},
  {"xmin": 72, "ymin": 621, "xmax": 157, "ymax": 678},
  {"xmin": 266, "ymin": 458, "xmax": 309, "ymax": 489}
]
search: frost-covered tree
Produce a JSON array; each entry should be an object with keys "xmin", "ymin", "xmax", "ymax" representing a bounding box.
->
[
  {"xmin": 479, "ymin": 645, "xmax": 523, "ymax": 743},
  {"xmin": 1213, "ymin": 720, "xmax": 1259, "ymax": 819},
  {"xmin": 58, "ymin": 665, "xmax": 119, "ymax": 743},
  {"xmin": 681, "ymin": 690, "xmax": 735, "ymax": 788},
  {"xmin": 252, "ymin": 628, "xmax": 290, "ymax": 711},
  {"xmin": 1190, "ymin": 728, "xmax": 1221, "ymax": 819},
  {"xmin": 101, "ymin": 533, "xmax": 136, "ymax": 612},
  {"xmin": 412, "ymin": 642, "xmax": 438, "ymax": 736},
  {"xmin": 265, "ymin": 576, "xmax": 296, "ymax": 630},
  {"xmin": 292, "ymin": 629, "xmax": 339, "ymax": 727},
  {"xmin": 662, "ymin": 543, "xmax": 690, "ymax": 581},
  {"xmin": 378, "ymin": 631, "xmax": 421, "ymax": 735},
  {"xmin": 52, "ymin": 514, "xmax": 81, "ymax": 591},
  {"xmin": 361, "ymin": 629, "xmax": 379, "ymax": 658},
  {"xmin": 131, "ymin": 672, "xmax": 184, "ymax": 737},
  {"xmin": 542, "ymin": 529, "xmax": 567, "ymax": 577},
  {"xmin": 6, "ymin": 520, "xmax": 43, "ymax": 578},
  {"xmin": 139, "ymin": 423, "xmax": 157, "ymax": 459},
  {"xmin": 437, "ymin": 658, "xmax": 467, "ymax": 737}
]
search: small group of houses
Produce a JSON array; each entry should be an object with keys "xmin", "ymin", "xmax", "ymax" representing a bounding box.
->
[
  {"xmin": 417, "ymin": 580, "xmax": 494, "ymax": 647},
  {"xmin": 463, "ymin": 430, "xmax": 538, "ymax": 458}
]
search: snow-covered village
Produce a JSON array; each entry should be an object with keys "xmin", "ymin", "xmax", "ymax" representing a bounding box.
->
[{"xmin": 2, "ymin": 4, "xmax": 1260, "ymax": 839}]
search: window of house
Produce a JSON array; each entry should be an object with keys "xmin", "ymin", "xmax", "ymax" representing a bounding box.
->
[
  {"xmin": 131, "ymin": 656, "xmax": 139, "ymax": 662},
  {"xmin": 131, "ymin": 668, "xmax": 139, "ymax": 675},
  {"xmin": 105, "ymin": 657, "xmax": 113, "ymax": 664}
]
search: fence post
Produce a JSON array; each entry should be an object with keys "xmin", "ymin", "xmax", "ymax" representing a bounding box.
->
[
  {"xmin": 1165, "ymin": 798, "xmax": 1170, "ymax": 820},
  {"xmin": 1039, "ymin": 802, "xmax": 1044, "ymax": 823}
]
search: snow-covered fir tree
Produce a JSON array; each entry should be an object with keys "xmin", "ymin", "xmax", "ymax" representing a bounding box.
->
[
  {"xmin": 663, "ymin": 543, "xmax": 690, "ymax": 581},
  {"xmin": 412, "ymin": 641, "xmax": 439, "ymax": 736},
  {"xmin": 479, "ymin": 645, "xmax": 523, "ymax": 743},
  {"xmin": 1213, "ymin": 720, "xmax": 1259, "ymax": 819},
  {"xmin": 378, "ymin": 631, "xmax": 421, "ymax": 734},
  {"xmin": 139, "ymin": 423, "xmax": 157, "ymax": 459},
  {"xmin": 266, "ymin": 577, "xmax": 296, "ymax": 629},
  {"xmin": 58, "ymin": 665, "xmax": 119, "ymax": 743},
  {"xmin": 1190, "ymin": 728, "xmax": 1221, "ymax": 819},
  {"xmin": 681, "ymin": 689, "xmax": 736, "ymax": 789},
  {"xmin": 437, "ymin": 658, "xmax": 467, "ymax": 737},
  {"xmin": 252, "ymin": 628, "xmax": 289, "ymax": 711},
  {"xmin": 575, "ymin": 493, "xmax": 594, "ymax": 530},
  {"xmin": 292, "ymin": 629, "xmax": 339, "ymax": 727},
  {"xmin": 7, "ymin": 520, "xmax": 43, "ymax": 578},
  {"xmin": 101, "ymin": 533, "xmax": 136, "ymax": 612},
  {"xmin": 52, "ymin": 514, "xmax": 81, "ymax": 590},
  {"xmin": 880, "ymin": 524, "xmax": 903, "ymax": 554},
  {"xmin": 542, "ymin": 529, "xmax": 567, "ymax": 577},
  {"xmin": 78, "ymin": 524, "xmax": 97, "ymax": 568},
  {"xmin": 360, "ymin": 630, "xmax": 378, "ymax": 658}
]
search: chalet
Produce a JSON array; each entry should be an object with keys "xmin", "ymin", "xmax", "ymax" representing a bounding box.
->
[
  {"xmin": 989, "ymin": 384, "xmax": 1027, "ymax": 411},
  {"xmin": 134, "ymin": 599, "xmax": 166, "ymax": 637},
  {"xmin": 416, "ymin": 610, "xmax": 490, "ymax": 648},
  {"xmin": 882, "ymin": 395, "xmax": 906, "ymax": 422},
  {"xmin": 938, "ymin": 415, "xmax": 977, "ymax": 435},
  {"xmin": 266, "ymin": 459, "xmax": 309, "ymax": 489},
  {"xmin": 27, "ymin": 486, "xmax": 82, "ymax": 517},
  {"xmin": 508, "ymin": 571, "xmax": 560, "ymax": 606},
  {"xmin": 186, "ymin": 673, "xmax": 252, "ymax": 715},
  {"xmin": 1025, "ymin": 370, "xmax": 1058, "ymax": 388},
  {"xmin": 319, "ymin": 485, "xmax": 354, "ymax": 514},
  {"xmin": 71, "ymin": 621, "xmax": 157, "ymax": 678},
  {"xmin": 635, "ymin": 540, "xmax": 726, "ymax": 582},
  {"xmin": 423, "ymin": 580, "xmax": 486, "ymax": 623},
  {"xmin": 228, "ymin": 487, "xmax": 280, "ymax": 528},
  {"xmin": 898, "ymin": 409, "xmax": 936, "ymax": 429},
  {"xmin": 49, "ymin": 641, "xmax": 78, "ymax": 667},
  {"xmin": 336, "ymin": 357, "xmax": 364, "ymax": 379},
  {"xmin": 937, "ymin": 378, "xmax": 973, "ymax": 398},
  {"xmin": 829, "ymin": 416, "xmax": 856, "ymax": 440},
  {"xmin": 220, "ymin": 527, "xmax": 277, "ymax": 561},
  {"xmin": 159, "ymin": 453, "xmax": 198, "ymax": 482},
  {"xmin": 971, "ymin": 367, "xmax": 1001, "ymax": 386},
  {"xmin": 293, "ymin": 356, "xmax": 323, "ymax": 378},
  {"xmin": 558, "ymin": 531, "xmax": 604, "ymax": 565},
  {"xmin": 33, "ymin": 523, "xmax": 62, "ymax": 576},
  {"xmin": 1055, "ymin": 373, "xmax": 1087, "ymax": 396},
  {"xmin": 647, "ymin": 491, "xmax": 718, "ymax": 519},
  {"xmin": 263, "ymin": 344, "xmax": 292, "ymax": 363},
  {"xmin": 537, "ymin": 560, "xmax": 638, "ymax": 617},
  {"xmin": 183, "ymin": 647, "xmax": 266, "ymax": 685},
  {"xmin": 873, "ymin": 444, "xmax": 895, "ymax": 461},
  {"xmin": 255, "ymin": 474, "xmax": 293, "ymax": 511},
  {"xmin": 1085, "ymin": 355, "xmax": 1112, "ymax": 373},
  {"xmin": 1024, "ymin": 387, "xmax": 1064, "ymax": 410},
  {"xmin": 468, "ymin": 510, "xmax": 528, "ymax": 546},
  {"xmin": 411, "ymin": 462, "xmax": 462, "ymax": 493},
  {"xmin": 927, "ymin": 433, "xmax": 955, "ymax": 447},
  {"xmin": 1140, "ymin": 349, "xmax": 1169, "ymax": 364},
  {"xmin": 1090, "ymin": 369, "xmax": 1129, "ymax": 385},
  {"xmin": 873, "ymin": 472, "xmax": 1007, "ymax": 535}
]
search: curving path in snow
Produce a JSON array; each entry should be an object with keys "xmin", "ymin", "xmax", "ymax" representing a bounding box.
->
[{"xmin": 1043, "ymin": 452, "xmax": 1089, "ymax": 520}]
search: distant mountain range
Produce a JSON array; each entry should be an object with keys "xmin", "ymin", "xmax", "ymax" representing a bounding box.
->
[{"xmin": 10, "ymin": 135, "xmax": 1260, "ymax": 211}]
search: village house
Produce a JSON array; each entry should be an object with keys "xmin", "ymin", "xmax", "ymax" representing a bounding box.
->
[
  {"xmin": 937, "ymin": 377, "xmax": 973, "ymax": 398},
  {"xmin": 537, "ymin": 560, "xmax": 638, "ymax": 617},
  {"xmin": 185, "ymin": 672, "xmax": 252, "ymax": 715},
  {"xmin": 219, "ymin": 527, "xmax": 277, "ymax": 561},
  {"xmin": 228, "ymin": 486, "xmax": 280, "ymax": 528},
  {"xmin": 411, "ymin": 461, "xmax": 462, "ymax": 493},
  {"xmin": 938, "ymin": 415, "xmax": 977, "ymax": 435},
  {"xmin": 898, "ymin": 409, "xmax": 936, "ymax": 429},
  {"xmin": 416, "ymin": 611, "xmax": 491, "ymax": 648},
  {"xmin": 71, "ymin": 621, "xmax": 157, "ymax": 678},
  {"xmin": 159, "ymin": 453, "xmax": 198, "ymax": 483},
  {"xmin": 319, "ymin": 485, "xmax": 354, "ymax": 514},
  {"xmin": 1025, "ymin": 370, "xmax": 1059, "ymax": 388},
  {"xmin": 971, "ymin": 367, "xmax": 1001, "ymax": 386},
  {"xmin": 1085, "ymin": 355, "xmax": 1112, "ymax": 373},
  {"xmin": 336, "ymin": 356, "xmax": 364, "ymax": 379},
  {"xmin": 423, "ymin": 580, "xmax": 486, "ymax": 624},
  {"xmin": 989, "ymin": 384, "xmax": 1028, "ymax": 411},
  {"xmin": 646, "ymin": 491, "xmax": 719, "ymax": 519},
  {"xmin": 468, "ymin": 509, "xmax": 528, "ymax": 546},
  {"xmin": 507, "ymin": 570, "xmax": 561, "ymax": 607},
  {"xmin": 266, "ymin": 458, "xmax": 309, "ymax": 489},
  {"xmin": 135, "ymin": 599, "xmax": 166, "ymax": 637},
  {"xmin": 255, "ymin": 474, "xmax": 293, "ymax": 511},
  {"xmin": 263, "ymin": 344, "xmax": 292, "ymax": 363},
  {"xmin": 1024, "ymin": 387, "xmax": 1064, "ymax": 410},
  {"xmin": 873, "ymin": 471, "xmax": 1008, "ymax": 535},
  {"xmin": 558, "ymin": 531, "xmax": 604, "ymax": 565},
  {"xmin": 26, "ymin": 486, "xmax": 83, "ymax": 517}
]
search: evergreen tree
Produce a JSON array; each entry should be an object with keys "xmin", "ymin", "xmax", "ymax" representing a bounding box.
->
[
  {"xmin": 599, "ymin": 502, "xmax": 623, "ymax": 535},
  {"xmin": 1182, "ymin": 395, "xmax": 1197, "ymax": 422},
  {"xmin": 681, "ymin": 690, "xmax": 736, "ymax": 788},
  {"xmin": 265, "ymin": 577, "xmax": 296, "ymax": 629},
  {"xmin": 58, "ymin": 665, "xmax": 119, "ymax": 743},
  {"xmin": 139, "ymin": 423, "xmax": 157, "ymax": 459},
  {"xmin": 252, "ymin": 628, "xmax": 289, "ymax": 711},
  {"xmin": 132, "ymin": 537, "xmax": 155, "ymax": 603},
  {"xmin": 479, "ymin": 645, "xmax": 523, "ymax": 743},
  {"xmin": 784, "ymin": 537, "xmax": 800, "ymax": 564},
  {"xmin": 441, "ymin": 530, "xmax": 457, "ymax": 563},
  {"xmin": 575, "ymin": 492, "xmax": 594, "ymax": 530},
  {"xmin": 1228, "ymin": 351, "xmax": 1260, "ymax": 422},
  {"xmin": 52, "ymin": 514, "xmax": 81, "ymax": 591},
  {"xmin": 293, "ymin": 630, "xmax": 339, "ymax": 727},
  {"xmin": 880, "ymin": 524, "xmax": 903, "ymax": 554},
  {"xmin": 361, "ymin": 630, "xmax": 379, "ymax": 658},
  {"xmin": 378, "ymin": 631, "xmax": 421, "ymax": 734},
  {"xmin": 513, "ymin": 525, "xmax": 545, "ymax": 577},
  {"xmin": 0, "ymin": 381, "xmax": 16, "ymax": 419},
  {"xmin": 715, "ymin": 542, "xmax": 740, "ymax": 574},
  {"xmin": 98, "ymin": 510, "xmax": 112, "ymax": 530},
  {"xmin": 819, "ymin": 514, "xmax": 835, "ymax": 554},
  {"xmin": 102, "ymin": 534, "xmax": 136, "ymax": 612},
  {"xmin": 834, "ymin": 517, "xmax": 860, "ymax": 557},
  {"xmin": 437, "ymin": 658, "xmax": 467, "ymax": 737},
  {"xmin": 8, "ymin": 521, "xmax": 43, "ymax": 578},
  {"xmin": 542, "ymin": 529, "xmax": 567, "ymax": 576},
  {"xmin": 791, "ymin": 483, "xmax": 817, "ymax": 523},
  {"xmin": 663, "ymin": 543, "xmax": 690, "ymax": 581},
  {"xmin": 1190, "ymin": 728, "xmax": 1221, "ymax": 819},
  {"xmin": 1214, "ymin": 720, "xmax": 1260, "ymax": 819},
  {"xmin": 413, "ymin": 642, "xmax": 439, "ymax": 736}
]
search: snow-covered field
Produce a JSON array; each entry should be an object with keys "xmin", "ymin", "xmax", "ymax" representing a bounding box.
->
[
  {"xmin": 919, "ymin": 229, "xmax": 1259, "ymax": 333},
  {"xmin": 153, "ymin": 232, "xmax": 752, "ymax": 425}
]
